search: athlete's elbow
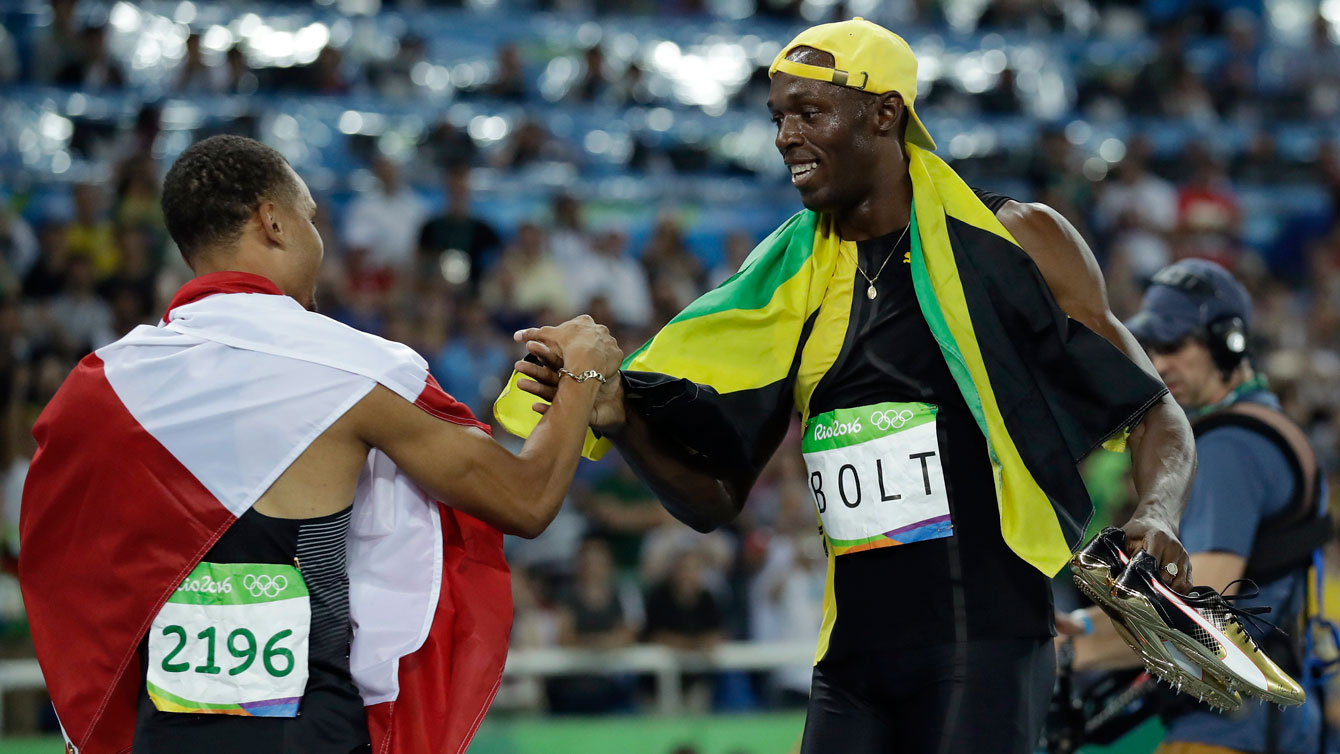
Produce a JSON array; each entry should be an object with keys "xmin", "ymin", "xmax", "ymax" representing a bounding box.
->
[
  {"xmin": 498, "ymin": 503, "xmax": 548, "ymax": 539},
  {"xmin": 670, "ymin": 508, "xmax": 720, "ymax": 533},
  {"xmin": 510, "ymin": 515, "xmax": 549, "ymax": 539},
  {"xmin": 510, "ymin": 485, "xmax": 566, "ymax": 539},
  {"xmin": 665, "ymin": 492, "xmax": 742, "ymax": 533},
  {"xmin": 684, "ymin": 515, "xmax": 727, "ymax": 534}
]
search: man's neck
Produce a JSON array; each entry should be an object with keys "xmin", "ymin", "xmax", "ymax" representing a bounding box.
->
[
  {"xmin": 191, "ymin": 252, "xmax": 288, "ymax": 300},
  {"xmin": 834, "ymin": 156, "xmax": 913, "ymax": 241},
  {"xmin": 193, "ymin": 255, "xmax": 265, "ymax": 280},
  {"xmin": 1201, "ymin": 366, "xmax": 1256, "ymax": 407}
]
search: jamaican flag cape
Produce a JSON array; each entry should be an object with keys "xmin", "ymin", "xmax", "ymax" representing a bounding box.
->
[{"xmin": 495, "ymin": 145, "xmax": 1166, "ymax": 579}]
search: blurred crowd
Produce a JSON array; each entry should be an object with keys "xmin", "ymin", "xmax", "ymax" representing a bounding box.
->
[
  {"xmin": 10, "ymin": 0, "xmax": 1340, "ymax": 119},
  {"xmin": 1, "ymin": 0, "xmax": 1340, "ymax": 726},
  {"xmin": 4, "ymin": 0, "xmax": 1340, "ymax": 180}
]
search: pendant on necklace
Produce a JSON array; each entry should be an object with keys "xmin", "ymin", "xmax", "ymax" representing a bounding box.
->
[{"xmin": 867, "ymin": 284, "xmax": 878, "ymax": 299}]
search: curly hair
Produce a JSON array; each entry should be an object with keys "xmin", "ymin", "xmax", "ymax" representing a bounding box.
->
[{"xmin": 161, "ymin": 135, "xmax": 297, "ymax": 260}]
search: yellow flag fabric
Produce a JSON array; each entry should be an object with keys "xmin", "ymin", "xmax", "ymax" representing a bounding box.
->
[{"xmin": 903, "ymin": 148, "xmax": 1071, "ymax": 577}]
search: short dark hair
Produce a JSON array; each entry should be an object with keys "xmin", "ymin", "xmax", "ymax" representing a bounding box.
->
[{"xmin": 161, "ymin": 135, "xmax": 297, "ymax": 260}]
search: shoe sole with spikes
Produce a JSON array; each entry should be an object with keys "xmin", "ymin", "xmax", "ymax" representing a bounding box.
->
[
  {"xmin": 1070, "ymin": 529, "xmax": 1242, "ymax": 710},
  {"xmin": 1073, "ymin": 568, "xmax": 1242, "ymax": 711},
  {"xmin": 1110, "ymin": 551, "xmax": 1305, "ymax": 708}
]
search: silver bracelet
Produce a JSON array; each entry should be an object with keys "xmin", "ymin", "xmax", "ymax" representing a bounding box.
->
[{"xmin": 558, "ymin": 367, "xmax": 607, "ymax": 385}]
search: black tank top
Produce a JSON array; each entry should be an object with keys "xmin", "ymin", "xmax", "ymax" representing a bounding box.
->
[
  {"xmin": 808, "ymin": 219, "xmax": 1052, "ymax": 657},
  {"xmin": 133, "ymin": 505, "xmax": 371, "ymax": 754}
]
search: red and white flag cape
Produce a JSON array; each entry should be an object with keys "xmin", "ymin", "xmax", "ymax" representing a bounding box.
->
[{"xmin": 19, "ymin": 272, "xmax": 512, "ymax": 754}]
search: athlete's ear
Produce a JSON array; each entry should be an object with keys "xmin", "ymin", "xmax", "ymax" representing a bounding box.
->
[
  {"xmin": 258, "ymin": 200, "xmax": 283, "ymax": 246},
  {"xmin": 875, "ymin": 92, "xmax": 904, "ymax": 137}
]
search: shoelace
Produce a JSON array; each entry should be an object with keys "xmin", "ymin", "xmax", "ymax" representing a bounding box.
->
[{"xmin": 1186, "ymin": 578, "xmax": 1288, "ymax": 649}]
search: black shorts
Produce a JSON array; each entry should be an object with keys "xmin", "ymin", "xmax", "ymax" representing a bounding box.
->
[
  {"xmin": 132, "ymin": 693, "xmax": 371, "ymax": 754},
  {"xmin": 800, "ymin": 637, "xmax": 1055, "ymax": 754}
]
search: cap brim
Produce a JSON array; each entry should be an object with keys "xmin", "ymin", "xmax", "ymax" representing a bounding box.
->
[
  {"xmin": 1124, "ymin": 309, "xmax": 1201, "ymax": 345},
  {"xmin": 906, "ymin": 105, "xmax": 935, "ymax": 151}
]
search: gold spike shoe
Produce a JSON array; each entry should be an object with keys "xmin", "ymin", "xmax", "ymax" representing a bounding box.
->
[
  {"xmin": 1070, "ymin": 528, "xmax": 1242, "ymax": 710},
  {"xmin": 1110, "ymin": 550, "xmax": 1305, "ymax": 707}
]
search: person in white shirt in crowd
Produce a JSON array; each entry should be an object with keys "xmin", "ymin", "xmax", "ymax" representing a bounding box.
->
[
  {"xmin": 343, "ymin": 155, "xmax": 429, "ymax": 274},
  {"xmin": 749, "ymin": 519, "xmax": 826, "ymax": 705},
  {"xmin": 547, "ymin": 193, "xmax": 592, "ymax": 268},
  {"xmin": 566, "ymin": 230, "xmax": 652, "ymax": 329},
  {"xmin": 481, "ymin": 222, "xmax": 571, "ymax": 325},
  {"xmin": 1094, "ymin": 136, "xmax": 1178, "ymax": 283}
]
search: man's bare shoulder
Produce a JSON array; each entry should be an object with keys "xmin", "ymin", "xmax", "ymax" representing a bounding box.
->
[
  {"xmin": 253, "ymin": 380, "xmax": 483, "ymax": 520},
  {"xmin": 994, "ymin": 201, "xmax": 1080, "ymax": 263},
  {"xmin": 993, "ymin": 200, "xmax": 1111, "ymax": 324}
]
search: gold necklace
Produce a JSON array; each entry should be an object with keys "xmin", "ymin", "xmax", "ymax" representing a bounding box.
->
[{"xmin": 852, "ymin": 223, "xmax": 910, "ymax": 300}]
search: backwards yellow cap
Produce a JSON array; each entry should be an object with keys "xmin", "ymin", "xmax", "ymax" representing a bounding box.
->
[{"xmin": 768, "ymin": 17, "xmax": 936, "ymax": 151}]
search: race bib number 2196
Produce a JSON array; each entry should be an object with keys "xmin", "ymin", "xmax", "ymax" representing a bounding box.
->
[
  {"xmin": 802, "ymin": 402, "xmax": 953, "ymax": 556},
  {"xmin": 146, "ymin": 562, "xmax": 310, "ymax": 717}
]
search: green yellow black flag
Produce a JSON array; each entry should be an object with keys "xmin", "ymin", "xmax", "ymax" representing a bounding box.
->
[{"xmin": 495, "ymin": 145, "xmax": 1165, "ymax": 586}]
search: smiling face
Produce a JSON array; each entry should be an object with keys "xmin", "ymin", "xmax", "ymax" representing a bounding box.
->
[{"xmin": 767, "ymin": 49, "xmax": 902, "ymax": 218}]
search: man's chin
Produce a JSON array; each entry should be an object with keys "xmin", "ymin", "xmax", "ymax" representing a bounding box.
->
[{"xmin": 796, "ymin": 188, "xmax": 834, "ymax": 213}]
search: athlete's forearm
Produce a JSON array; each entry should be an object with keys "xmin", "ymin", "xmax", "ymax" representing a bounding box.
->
[
  {"xmin": 607, "ymin": 403, "xmax": 748, "ymax": 532},
  {"xmin": 1126, "ymin": 396, "xmax": 1196, "ymax": 527},
  {"xmin": 512, "ymin": 377, "xmax": 602, "ymax": 536}
]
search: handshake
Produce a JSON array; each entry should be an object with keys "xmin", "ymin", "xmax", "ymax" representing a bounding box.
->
[{"xmin": 509, "ymin": 314, "xmax": 628, "ymax": 433}]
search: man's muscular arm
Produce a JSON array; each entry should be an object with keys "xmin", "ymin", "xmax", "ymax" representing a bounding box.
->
[
  {"xmin": 511, "ymin": 341, "xmax": 762, "ymax": 533},
  {"xmin": 998, "ymin": 201, "xmax": 1196, "ymax": 590},
  {"xmin": 351, "ymin": 316, "xmax": 620, "ymax": 539},
  {"xmin": 597, "ymin": 389, "xmax": 755, "ymax": 531}
]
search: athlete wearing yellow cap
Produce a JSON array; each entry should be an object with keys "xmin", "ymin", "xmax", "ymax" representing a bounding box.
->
[{"xmin": 511, "ymin": 18, "xmax": 1197, "ymax": 753}]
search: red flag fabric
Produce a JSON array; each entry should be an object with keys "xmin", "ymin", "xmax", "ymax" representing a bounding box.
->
[{"xmin": 20, "ymin": 272, "xmax": 511, "ymax": 753}]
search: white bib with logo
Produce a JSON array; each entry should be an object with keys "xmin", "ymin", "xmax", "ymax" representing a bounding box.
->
[
  {"xmin": 801, "ymin": 401, "xmax": 953, "ymax": 556},
  {"xmin": 146, "ymin": 561, "xmax": 310, "ymax": 717}
]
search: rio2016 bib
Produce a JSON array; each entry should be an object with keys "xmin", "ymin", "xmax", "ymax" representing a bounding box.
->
[
  {"xmin": 147, "ymin": 562, "xmax": 310, "ymax": 717},
  {"xmin": 802, "ymin": 402, "xmax": 953, "ymax": 556}
]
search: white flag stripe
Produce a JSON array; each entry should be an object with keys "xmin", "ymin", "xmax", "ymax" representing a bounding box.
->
[
  {"xmin": 102, "ymin": 339, "xmax": 374, "ymax": 517},
  {"xmin": 96, "ymin": 291, "xmax": 447, "ymax": 708}
]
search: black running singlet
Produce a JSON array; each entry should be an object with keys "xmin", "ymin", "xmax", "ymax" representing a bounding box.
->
[
  {"xmin": 133, "ymin": 505, "xmax": 371, "ymax": 754},
  {"xmin": 807, "ymin": 206, "xmax": 1052, "ymax": 657}
]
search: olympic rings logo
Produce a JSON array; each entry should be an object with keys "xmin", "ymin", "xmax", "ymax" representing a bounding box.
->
[
  {"xmin": 243, "ymin": 574, "xmax": 288, "ymax": 599},
  {"xmin": 869, "ymin": 409, "xmax": 914, "ymax": 431}
]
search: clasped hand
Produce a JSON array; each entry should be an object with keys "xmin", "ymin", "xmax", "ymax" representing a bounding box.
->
[{"xmin": 513, "ymin": 315, "xmax": 627, "ymax": 431}]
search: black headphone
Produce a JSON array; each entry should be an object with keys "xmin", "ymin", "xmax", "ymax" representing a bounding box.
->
[{"xmin": 1149, "ymin": 265, "xmax": 1249, "ymax": 377}]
